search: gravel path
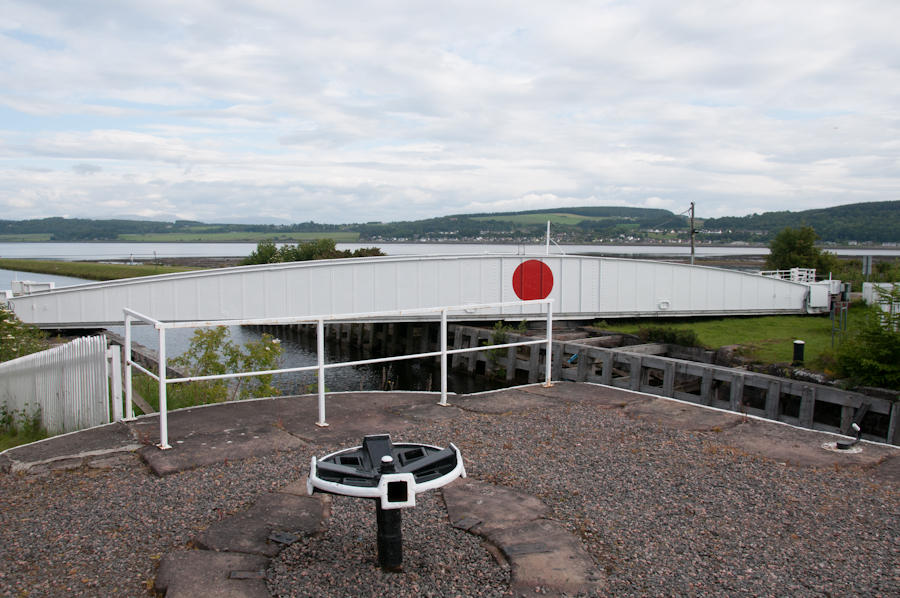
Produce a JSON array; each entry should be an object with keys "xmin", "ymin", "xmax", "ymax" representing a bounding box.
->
[
  {"xmin": 2, "ymin": 400, "xmax": 899, "ymax": 597},
  {"xmin": 268, "ymin": 491, "xmax": 509, "ymax": 598}
]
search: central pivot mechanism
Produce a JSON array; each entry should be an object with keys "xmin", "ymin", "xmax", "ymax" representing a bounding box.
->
[{"xmin": 307, "ymin": 434, "xmax": 466, "ymax": 570}]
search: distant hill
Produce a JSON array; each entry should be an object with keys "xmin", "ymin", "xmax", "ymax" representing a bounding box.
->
[
  {"xmin": 702, "ymin": 200, "xmax": 900, "ymax": 243},
  {"xmin": 2, "ymin": 201, "xmax": 897, "ymax": 243}
]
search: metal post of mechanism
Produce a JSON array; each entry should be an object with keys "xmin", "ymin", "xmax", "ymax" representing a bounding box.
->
[
  {"xmin": 546, "ymin": 220, "xmax": 550, "ymax": 255},
  {"xmin": 316, "ymin": 318, "xmax": 328, "ymax": 427},
  {"xmin": 375, "ymin": 455, "xmax": 403, "ymax": 571},
  {"xmin": 690, "ymin": 202, "xmax": 696, "ymax": 266}
]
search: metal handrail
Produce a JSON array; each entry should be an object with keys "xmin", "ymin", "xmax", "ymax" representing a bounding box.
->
[{"xmin": 123, "ymin": 299, "xmax": 554, "ymax": 449}]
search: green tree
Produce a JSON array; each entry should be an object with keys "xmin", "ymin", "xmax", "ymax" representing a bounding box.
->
[
  {"xmin": 240, "ymin": 238, "xmax": 385, "ymax": 266},
  {"xmin": 765, "ymin": 225, "xmax": 838, "ymax": 275},
  {"xmin": 242, "ymin": 239, "xmax": 280, "ymax": 265},
  {"xmin": 834, "ymin": 285, "xmax": 900, "ymax": 389}
]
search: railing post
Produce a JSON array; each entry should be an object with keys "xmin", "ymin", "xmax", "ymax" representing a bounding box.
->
[
  {"xmin": 124, "ymin": 313, "xmax": 135, "ymax": 421},
  {"xmin": 158, "ymin": 326, "xmax": 171, "ymax": 449},
  {"xmin": 159, "ymin": 328, "xmax": 172, "ymax": 450},
  {"xmin": 109, "ymin": 345, "xmax": 123, "ymax": 422},
  {"xmin": 439, "ymin": 309, "xmax": 448, "ymax": 406},
  {"xmin": 316, "ymin": 318, "xmax": 328, "ymax": 426},
  {"xmin": 543, "ymin": 300, "xmax": 553, "ymax": 387}
]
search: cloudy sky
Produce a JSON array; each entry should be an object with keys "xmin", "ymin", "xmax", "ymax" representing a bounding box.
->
[{"xmin": 1, "ymin": 0, "xmax": 898, "ymax": 224}]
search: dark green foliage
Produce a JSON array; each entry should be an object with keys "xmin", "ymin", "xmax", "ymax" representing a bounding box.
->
[
  {"xmin": 765, "ymin": 225, "xmax": 838, "ymax": 273},
  {"xmin": 239, "ymin": 239, "xmax": 385, "ymax": 265},
  {"xmin": 637, "ymin": 326, "xmax": 702, "ymax": 348},
  {"xmin": 834, "ymin": 287, "xmax": 900, "ymax": 389},
  {"xmin": 703, "ymin": 200, "xmax": 900, "ymax": 243},
  {"xmin": 828, "ymin": 258, "xmax": 900, "ymax": 292},
  {"xmin": 484, "ymin": 321, "xmax": 528, "ymax": 379},
  {"xmin": 134, "ymin": 327, "xmax": 285, "ymax": 411},
  {"xmin": 0, "ymin": 304, "xmax": 50, "ymax": 363}
]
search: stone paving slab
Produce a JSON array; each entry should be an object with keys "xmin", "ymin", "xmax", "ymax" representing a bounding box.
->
[
  {"xmin": 154, "ymin": 551, "xmax": 271, "ymax": 598},
  {"xmin": 442, "ymin": 478, "xmax": 604, "ymax": 597},
  {"xmin": 443, "ymin": 478, "xmax": 551, "ymax": 537},
  {"xmin": 716, "ymin": 416, "xmax": 900, "ymax": 471},
  {"xmin": 385, "ymin": 402, "xmax": 465, "ymax": 422},
  {"xmin": 0, "ymin": 420, "xmax": 142, "ymax": 473},
  {"xmin": 196, "ymin": 492, "xmax": 324, "ymax": 557},
  {"xmin": 489, "ymin": 519, "xmax": 605, "ymax": 598},
  {"xmin": 521, "ymin": 381, "xmax": 647, "ymax": 407},
  {"xmin": 452, "ymin": 387, "xmax": 563, "ymax": 414},
  {"xmin": 624, "ymin": 397, "xmax": 743, "ymax": 431},
  {"xmin": 139, "ymin": 427, "xmax": 307, "ymax": 477}
]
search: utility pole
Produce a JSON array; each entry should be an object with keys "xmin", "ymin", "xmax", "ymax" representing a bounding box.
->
[
  {"xmin": 690, "ymin": 202, "xmax": 695, "ymax": 266},
  {"xmin": 546, "ymin": 221, "xmax": 550, "ymax": 255}
]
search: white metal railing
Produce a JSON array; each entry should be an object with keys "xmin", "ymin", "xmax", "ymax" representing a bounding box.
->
[
  {"xmin": 0, "ymin": 335, "xmax": 113, "ymax": 435},
  {"xmin": 759, "ymin": 268, "xmax": 817, "ymax": 283},
  {"xmin": 124, "ymin": 299, "xmax": 555, "ymax": 449}
]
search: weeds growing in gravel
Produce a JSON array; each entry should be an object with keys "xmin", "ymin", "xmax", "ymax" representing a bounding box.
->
[{"xmin": 0, "ymin": 402, "xmax": 47, "ymax": 451}]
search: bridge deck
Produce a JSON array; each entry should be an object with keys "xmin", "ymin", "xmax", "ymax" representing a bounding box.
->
[{"xmin": 5, "ymin": 254, "xmax": 825, "ymax": 328}]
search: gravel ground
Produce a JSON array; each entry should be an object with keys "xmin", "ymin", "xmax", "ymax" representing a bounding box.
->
[
  {"xmin": 268, "ymin": 491, "xmax": 509, "ymax": 598},
  {"xmin": 2, "ymin": 401, "xmax": 899, "ymax": 597}
]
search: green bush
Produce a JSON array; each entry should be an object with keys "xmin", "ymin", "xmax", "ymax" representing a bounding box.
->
[
  {"xmin": 134, "ymin": 327, "xmax": 285, "ymax": 411},
  {"xmin": 0, "ymin": 304, "xmax": 50, "ymax": 363},
  {"xmin": 637, "ymin": 325, "xmax": 702, "ymax": 348},
  {"xmin": 834, "ymin": 287, "xmax": 900, "ymax": 389},
  {"xmin": 240, "ymin": 239, "xmax": 384, "ymax": 265}
]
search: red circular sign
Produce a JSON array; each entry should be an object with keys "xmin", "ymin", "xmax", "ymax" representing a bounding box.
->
[{"xmin": 512, "ymin": 260, "xmax": 553, "ymax": 300}]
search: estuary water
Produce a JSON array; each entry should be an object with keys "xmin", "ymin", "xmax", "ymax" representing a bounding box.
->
[{"xmin": 3, "ymin": 240, "xmax": 899, "ymax": 263}]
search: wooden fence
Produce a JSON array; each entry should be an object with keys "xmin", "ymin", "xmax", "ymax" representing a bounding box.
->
[
  {"xmin": 0, "ymin": 335, "xmax": 115, "ymax": 435},
  {"xmin": 451, "ymin": 326, "xmax": 899, "ymax": 446}
]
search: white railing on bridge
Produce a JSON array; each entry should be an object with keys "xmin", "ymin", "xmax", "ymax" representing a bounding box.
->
[
  {"xmin": 124, "ymin": 299, "xmax": 554, "ymax": 449},
  {"xmin": 0, "ymin": 335, "xmax": 119, "ymax": 435},
  {"xmin": 759, "ymin": 268, "xmax": 817, "ymax": 283}
]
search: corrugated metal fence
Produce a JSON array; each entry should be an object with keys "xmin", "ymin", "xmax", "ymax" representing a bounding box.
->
[{"xmin": 0, "ymin": 335, "xmax": 112, "ymax": 435}]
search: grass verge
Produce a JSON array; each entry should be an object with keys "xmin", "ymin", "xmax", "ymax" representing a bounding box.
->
[
  {"xmin": 597, "ymin": 310, "xmax": 867, "ymax": 366},
  {"xmin": 0, "ymin": 259, "xmax": 200, "ymax": 281}
]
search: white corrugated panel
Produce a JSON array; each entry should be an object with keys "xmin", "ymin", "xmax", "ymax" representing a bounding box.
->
[{"xmin": 7, "ymin": 254, "xmax": 819, "ymax": 327}]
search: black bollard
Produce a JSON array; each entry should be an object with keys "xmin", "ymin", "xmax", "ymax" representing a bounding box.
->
[
  {"xmin": 792, "ymin": 340, "xmax": 805, "ymax": 366},
  {"xmin": 376, "ymin": 502, "xmax": 403, "ymax": 571}
]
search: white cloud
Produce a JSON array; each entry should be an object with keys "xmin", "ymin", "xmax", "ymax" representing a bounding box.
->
[
  {"xmin": 0, "ymin": 0, "xmax": 898, "ymax": 222},
  {"xmin": 71, "ymin": 163, "xmax": 102, "ymax": 175}
]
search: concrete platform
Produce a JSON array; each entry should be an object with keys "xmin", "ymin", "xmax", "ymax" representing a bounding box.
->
[
  {"xmin": 3, "ymin": 382, "xmax": 900, "ymax": 598},
  {"xmin": 4, "ymin": 383, "xmax": 899, "ymax": 481}
]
